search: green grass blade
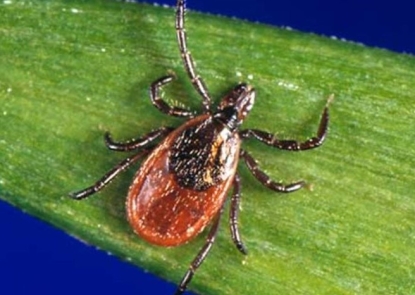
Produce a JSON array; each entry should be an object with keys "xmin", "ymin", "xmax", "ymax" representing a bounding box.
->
[{"xmin": 1, "ymin": 1, "xmax": 415, "ymax": 294}]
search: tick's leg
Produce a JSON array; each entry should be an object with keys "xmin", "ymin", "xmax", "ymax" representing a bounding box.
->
[
  {"xmin": 174, "ymin": 206, "xmax": 224, "ymax": 295},
  {"xmin": 176, "ymin": 0, "xmax": 212, "ymax": 113},
  {"xmin": 69, "ymin": 149, "xmax": 150, "ymax": 200},
  {"xmin": 150, "ymin": 75, "xmax": 195, "ymax": 118},
  {"xmin": 241, "ymin": 149, "xmax": 305, "ymax": 193},
  {"xmin": 230, "ymin": 173, "xmax": 248, "ymax": 255},
  {"xmin": 240, "ymin": 97, "xmax": 331, "ymax": 151},
  {"xmin": 104, "ymin": 127, "xmax": 174, "ymax": 152}
]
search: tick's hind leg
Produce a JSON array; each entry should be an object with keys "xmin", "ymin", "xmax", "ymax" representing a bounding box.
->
[
  {"xmin": 104, "ymin": 127, "xmax": 174, "ymax": 152},
  {"xmin": 150, "ymin": 75, "xmax": 195, "ymax": 118},
  {"xmin": 229, "ymin": 173, "xmax": 248, "ymax": 255},
  {"xmin": 240, "ymin": 96, "xmax": 331, "ymax": 151},
  {"xmin": 174, "ymin": 206, "xmax": 224, "ymax": 295},
  {"xmin": 241, "ymin": 149, "xmax": 304, "ymax": 193},
  {"xmin": 69, "ymin": 148, "xmax": 151, "ymax": 200}
]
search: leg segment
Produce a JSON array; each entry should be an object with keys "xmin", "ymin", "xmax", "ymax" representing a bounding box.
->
[
  {"xmin": 69, "ymin": 149, "xmax": 151, "ymax": 200},
  {"xmin": 240, "ymin": 97, "xmax": 331, "ymax": 151},
  {"xmin": 104, "ymin": 127, "xmax": 174, "ymax": 152},
  {"xmin": 176, "ymin": 0, "xmax": 212, "ymax": 113},
  {"xmin": 174, "ymin": 206, "xmax": 224, "ymax": 295},
  {"xmin": 150, "ymin": 75, "xmax": 195, "ymax": 118},
  {"xmin": 241, "ymin": 149, "xmax": 305, "ymax": 193},
  {"xmin": 229, "ymin": 173, "xmax": 248, "ymax": 255}
]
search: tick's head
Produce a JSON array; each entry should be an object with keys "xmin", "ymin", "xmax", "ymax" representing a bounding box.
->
[{"xmin": 215, "ymin": 83, "xmax": 256, "ymax": 131}]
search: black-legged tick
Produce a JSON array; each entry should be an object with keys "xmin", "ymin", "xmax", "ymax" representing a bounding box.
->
[{"xmin": 70, "ymin": 1, "xmax": 331, "ymax": 294}]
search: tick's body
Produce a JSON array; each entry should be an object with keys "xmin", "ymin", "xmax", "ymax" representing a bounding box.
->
[
  {"xmin": 70, "ymin": 0, "xmax": 331, "ymax": 294},
  {"xmin": 128, "ymin": 114, "xmax": 240, "ymax": 247}
]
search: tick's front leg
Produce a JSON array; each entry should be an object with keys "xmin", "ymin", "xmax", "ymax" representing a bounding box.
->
[
  {"xmin": 240, "ymin": 96, "xmax": 332, "ymax": 151},
  {"xmin": 176, "ymin": 0, "xmax": 212, "ymax": 113}
]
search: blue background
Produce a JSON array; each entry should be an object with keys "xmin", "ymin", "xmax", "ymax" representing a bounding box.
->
[{"xmin": 1, "ymin": 0, "xmax": 414, "ymax": 294}]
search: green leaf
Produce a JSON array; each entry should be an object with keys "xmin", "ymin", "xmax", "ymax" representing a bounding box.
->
[{"xmin": 1, "ymin": 0, "xmax": 415, "ymax": 294}]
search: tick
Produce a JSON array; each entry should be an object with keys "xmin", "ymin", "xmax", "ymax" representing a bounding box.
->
[{"xmin": 70, "ymin": 0, "xmax": 331, "ymax": 294}]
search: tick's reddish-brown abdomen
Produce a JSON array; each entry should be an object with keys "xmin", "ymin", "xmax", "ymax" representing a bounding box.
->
[{"xmin": 127, "ymin": 114, "xmax": 240, "ymax": 247}]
